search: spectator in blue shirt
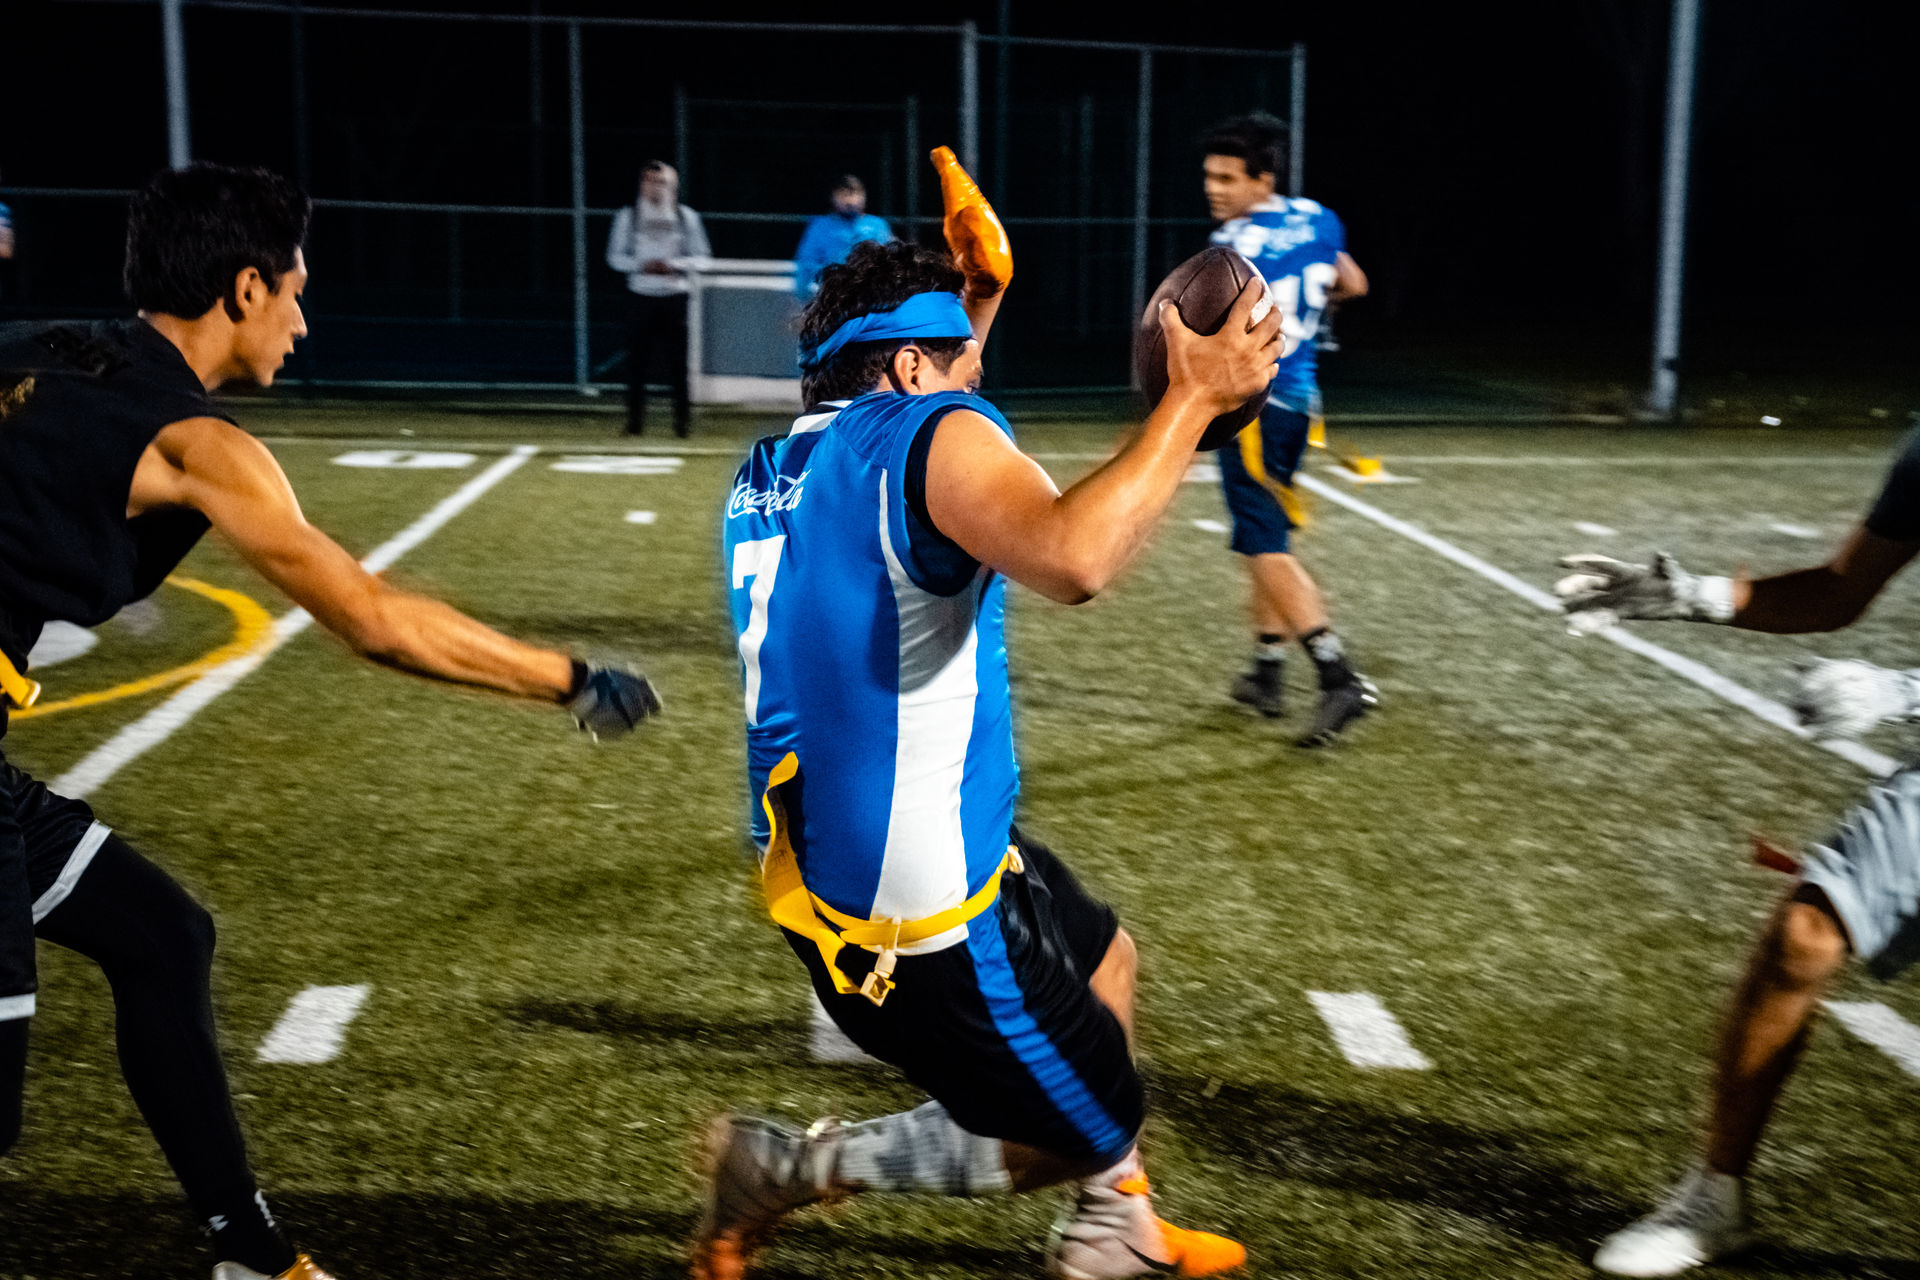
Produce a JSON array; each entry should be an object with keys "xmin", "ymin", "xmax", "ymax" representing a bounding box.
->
[{"xmin": 793, "ymin": 175, "xmax": 891, "ymax": 299}]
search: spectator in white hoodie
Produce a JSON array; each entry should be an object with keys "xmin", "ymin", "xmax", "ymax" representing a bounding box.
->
[{"xmin": 606, "ymin": 161, "xmax": 710, "ymax": 436}]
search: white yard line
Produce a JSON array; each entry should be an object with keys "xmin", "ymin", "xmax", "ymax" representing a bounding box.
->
[
  {"xmin": 1307, "ymin": 991, "xmax": 1432, "ymax": 1070},
  {"xmin": 1825, "ymin": 1001, "xmax": 1920, "ymax": 1079},
  {"xmin": 1769, "ymin": 522, "xmax": 1820, "ymax": 539},
  {"xmin": 1192, "ymin": 518, "xmax": 1229, "ymax": 534},
  {"xmin": 1292, "ymin": 472, "xmax": 1900, "ymax": 778},
  {"xmin": 53, "ymin": 446, "xmax": 538, "ymax": 800},
  {"xmin": 625, "ymin": 510, "xmax": 659, "ymax": 525},
  {"xmin": 257, "ymin": 984, "xmax": 372, "ymax": 1064},
  {"xmin": 1573, "ymin": 521, "xmax": 1618, "ymax": 538}
]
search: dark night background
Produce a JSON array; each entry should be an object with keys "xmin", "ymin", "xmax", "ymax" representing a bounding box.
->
[{"xmin": 1, "ymin": 0, "xmax": 1915, "ymax": 401}]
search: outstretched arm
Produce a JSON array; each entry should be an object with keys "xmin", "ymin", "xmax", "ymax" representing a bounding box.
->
[
  {"xmin": 1736, "ymin": 526, "xmax": 1919, "ymax": 633},
  {"xmin": 128, "ymin": 420, "xmax": 659, "ymax": 739},
  {"xmin": 926, "ymin": 279, "xmax": 1283, "ymax": 604},
  {"xmin": 133, "ymin": 418, "xmax": 574, "ymax": 696}
]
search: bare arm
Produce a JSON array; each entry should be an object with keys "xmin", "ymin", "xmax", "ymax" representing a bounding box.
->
[
  {"xmin": 130, "ymin": 419, "xmax": 575, "ymax": 700},
  {"xmin": 1327, "ymin": 250, "xmax": 1368, "ymax": 303},
  {"xmin": 926, "ymin": 279, "xmax": 1283, "ymax": 604},
  {"xmin": 1732, "ymin": 525, "xmax": 1920, "ymax": 633}
]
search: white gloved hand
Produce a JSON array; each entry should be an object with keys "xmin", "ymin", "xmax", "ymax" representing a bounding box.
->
[
  {"xmin": 1554, "ymin": 551, "xmax": 1736, "ymax": 634},
  {"xmin": 1788, "ymin": 657, "xmax": 1920, "ymax": 740}
]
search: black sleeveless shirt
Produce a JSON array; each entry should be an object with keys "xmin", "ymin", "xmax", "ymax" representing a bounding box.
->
[{"xmin": 0, "ymin": 319, "xmax": 235, "ymax": 674}]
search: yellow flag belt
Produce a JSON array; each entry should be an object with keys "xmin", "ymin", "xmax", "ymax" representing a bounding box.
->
[
  {"xmin": 0, "ymin": 649, "xmax": 41, "ymax": 711},
  {"xmin": 758, "ymin": 751, "xmax": 1019, "ymax": 1008}
]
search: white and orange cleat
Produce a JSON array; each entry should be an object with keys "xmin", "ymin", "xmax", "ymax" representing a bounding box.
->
[
  {"xmin": 689, "ymin": 1114, "xmax": 845, "ymax": 1280},
  {"xmin": 1047, "ymin": 1174, "xmax": 1246, "ymax": 1280},
  {"xmin": 212, "ymin": 1255, "xmax": 336, "ymax": 1280}
]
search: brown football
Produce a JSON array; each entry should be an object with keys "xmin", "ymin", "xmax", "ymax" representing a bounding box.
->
[{"xmin": 1133, "ymin": 246, "xmax": 1271, "ymax": 451}]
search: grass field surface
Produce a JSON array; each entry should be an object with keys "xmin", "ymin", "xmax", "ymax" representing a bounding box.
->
[{"xmin": 4, "ymin": 406, "xmax": 1918, "ymax": 1279}]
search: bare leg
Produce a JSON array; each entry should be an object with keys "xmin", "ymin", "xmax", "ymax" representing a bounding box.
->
[
  {"xmin": 1246, "ymin": 552, "xmax": 1328, "ymax": 641},
  {"xmin": 1704, "ymin": 887, "xmax": 1850, "ymax": 1177}
]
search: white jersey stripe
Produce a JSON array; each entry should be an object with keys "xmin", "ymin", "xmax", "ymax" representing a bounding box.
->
[{"xmin": 871, "ymin": 472, "xmax": 977, "ymax": 948}]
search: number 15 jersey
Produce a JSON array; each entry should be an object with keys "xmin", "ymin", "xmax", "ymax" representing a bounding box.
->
[
  {"xmin": 722, "ymin": 390, "xmax": 1019, "ymax": 937},
  {"xmin": 1211, "ymin": 194, "xmax": 1346, "ymax": 414}
]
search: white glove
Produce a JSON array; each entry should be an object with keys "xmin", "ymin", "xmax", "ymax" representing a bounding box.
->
[
  {"xmin": 1553, "ymin": 552, "xmax": 1737, "ymax": 635},
  {"xmin": 1789, "ymin": 657, "xmax": 1920, "ymax": 740}
]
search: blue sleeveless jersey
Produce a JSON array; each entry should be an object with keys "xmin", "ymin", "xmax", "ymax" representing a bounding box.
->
[
  {"xmin": 1211, "ymin": 195, "xmax": 1346, "ymax": 413},
  {"xmin": 723, "ymin": 391, "xmax": 1019, "ymax": 931}
]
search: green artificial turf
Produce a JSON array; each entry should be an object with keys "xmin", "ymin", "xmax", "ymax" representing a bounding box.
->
[{"xmin": 3, "ymin": 410, "xmax": 1918, "ymax": 1279}]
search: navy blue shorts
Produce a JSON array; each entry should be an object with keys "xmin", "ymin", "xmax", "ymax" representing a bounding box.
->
[
  {"xmin": 1, "ymin": 748, "xmax": 104, "ymax": 1021},
  {"xmin": 786, "ymin": 825, "xmax": 1141, "ymax": 1165},
  {"xmin": 1217, "ymin": 398, "xmax": 1313, "ymax": 556}
]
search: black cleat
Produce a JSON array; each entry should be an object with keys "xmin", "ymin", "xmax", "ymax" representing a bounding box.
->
[
  {"xmin": 1296, "ymin": 676, "xmax": 1378, "ymax": 748},
  {"xmin": 1229, "ymin": 671, "xmax": 1285, "ymax": 719}
]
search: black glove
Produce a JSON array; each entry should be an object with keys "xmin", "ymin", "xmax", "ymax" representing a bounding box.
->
[{"xmin": 566, "ymin": 661, "xmax": 661, "ymax": 741}]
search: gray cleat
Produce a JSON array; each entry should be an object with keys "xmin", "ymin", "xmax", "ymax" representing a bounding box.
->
[
  {"xmin": 1296, "ymin": 676, "xmax": 1378, "ymax": 748},
  {"xmin": 689, "ymin": 1114, "xmax": 844, "ymax": 1280}
]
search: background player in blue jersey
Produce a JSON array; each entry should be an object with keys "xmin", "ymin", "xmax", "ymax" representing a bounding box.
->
[
  {"xmin": 1202, "ymin": 112, "xmax": 1378, "ymax": 746},
  {"xmin": 697, "ymin": 149, "xmax": 1277, "ymax": 1280}
]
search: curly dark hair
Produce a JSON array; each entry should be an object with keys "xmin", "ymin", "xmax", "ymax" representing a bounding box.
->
[
  {"xmin": 800, "ymin": 240, "xmax": 968, "ymax": 408},
  {"xmin": 1201, "ymin": 111, "xmax": 1288, "ymax": 182},
  {"xmin": 125, "ymin": 163, "xmax": 311, "ymax": 318}
]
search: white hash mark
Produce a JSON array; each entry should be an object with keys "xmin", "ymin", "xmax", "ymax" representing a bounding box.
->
[{"xmin": 257, "ymin": 985, "xmax": 372, "ymax": 1064}]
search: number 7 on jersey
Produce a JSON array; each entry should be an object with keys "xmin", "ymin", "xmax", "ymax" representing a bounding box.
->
[{"xmin": 731, "ymin": 535, "xmax": 786, "ymax": 725}]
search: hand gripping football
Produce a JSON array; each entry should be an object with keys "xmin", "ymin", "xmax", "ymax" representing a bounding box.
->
[{"xmin": 1134, "ymin": 247, "xmax": 1274, "ymax": 451}]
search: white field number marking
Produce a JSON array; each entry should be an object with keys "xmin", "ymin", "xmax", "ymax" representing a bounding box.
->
[
  {"xmin": 1307, "ymin": 991, "xmax": 1432, "ymax": 1070},
  {"xmin": 1825, "ymin": 1001, "xmax": 1920, "ymax": 1079},
  {"xmin": 27, "ymin": 621, "xmax": 97, "ymax": 668},
  {"xmin": 1573, "ymin": 521, "xmax": 1617, "ymax": 538},
  {"xmin": 731, "ymin": 535, "xmax": 786, "ymax": 726},
  {"xmin": 257, "ymin": 984, "xmax": 371, "ymax": 1064},
  {"xmin": 1193, "ymin": 518, "xmax": 1229, "ymax": 534},
  {"xmin": 552, "ymin": 455, "xmax": 685, "ymax": 475},
  {"xmin": 1292, "ymin": 472, "xmax": 1900, "ymax": 779},
  {"xmin": 1186, "ymin": 461, "xmax": 1222, "ymax": 484},
  {"xmin": 333, "ymin": 450, "xmax": 477, "ymax": 469},
  {"xmin": 625, "ymin": 510, "xmax": 658, "ymax": 525},
  {"xmin": 54, "ymin": 447, "xmax": 538, "ymax": 800}
]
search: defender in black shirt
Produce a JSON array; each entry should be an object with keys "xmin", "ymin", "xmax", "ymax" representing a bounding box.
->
[
  {"xmin": 0, "ymin": 166, "xmax": 658, "ymax": 1280},
  {"xmin": 1556, "ymin": 434, "xmax": 1920, "ymax": 1276}
]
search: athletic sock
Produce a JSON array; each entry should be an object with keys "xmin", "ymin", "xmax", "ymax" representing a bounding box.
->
[
  {"xmin": 207, "ymin": 1191, "xmax": 296, "ymax": 1276},
  {"xmin": 836, "ymin": 1101, "xmax": 1012, "ymax": 1197},
  {"xmin": 1299, "ymin": 627, "xmax": 1357, "ymax": 690},
  {"xmin": 1252, "ymin": 633, "xmax": 1287, "ymax": 681}
]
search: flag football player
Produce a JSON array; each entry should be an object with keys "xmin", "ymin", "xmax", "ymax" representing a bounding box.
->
[
  {"xmin": 698, "ymin": 149, "xmax": 1274, "ymax": 1280},
  {"xmin": 0, "ymin": 163, "xmax": 657, "ymax": 1280},
  {"xmin": 1202, "ymin": 111, "xmax": 1377, "ymax": 746},
  {"xmin": 1558, "ymin": 433, "xmax": 1920, "ymax": 1275}
]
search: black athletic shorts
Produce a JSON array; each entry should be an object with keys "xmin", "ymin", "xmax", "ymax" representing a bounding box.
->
[
  {"xmin": 1, "ymin": 747, "xmax": 106, "ymax": 1021},
  {"xmin": 785, "ymin": 824, "xmax": 1143, "ymax": 1167}
]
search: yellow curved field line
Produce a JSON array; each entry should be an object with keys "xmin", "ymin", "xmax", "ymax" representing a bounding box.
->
[{"xmin": 11, "ymin": 577, "xmax": 273, "ymax": 720}]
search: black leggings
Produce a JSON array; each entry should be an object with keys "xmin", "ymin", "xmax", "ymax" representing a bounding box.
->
[
  {"xmin": 0, "ymin": 1014, "xmax": 23, "ymax": 1153},
  {"xmin": 21, "ymin": 835, "xmax": 268, "ymax": 1233}
]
